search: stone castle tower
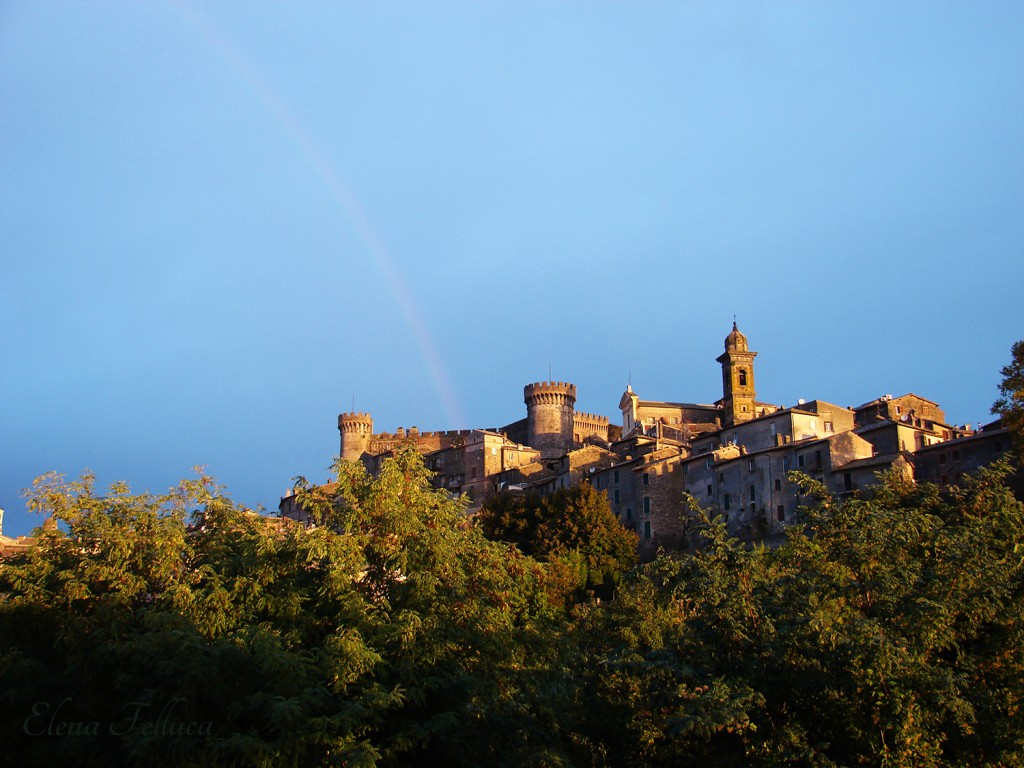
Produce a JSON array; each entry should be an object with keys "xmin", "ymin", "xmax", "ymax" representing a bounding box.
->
[
  {"xmin": 524, "ymin": 381, "xmax": 576, "ymax": 458},
  {"xmin": 338, "ymin": 412, "xmax": 373, "ymax": 462},
  {"xmin": 717, "ymin": 322, "xmax": 757, "ymax": 427}
]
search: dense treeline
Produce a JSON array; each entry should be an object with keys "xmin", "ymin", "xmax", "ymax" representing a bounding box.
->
[{"xmin": 2, "ymin": 444, "xmax": 1022, "ymax": 767}]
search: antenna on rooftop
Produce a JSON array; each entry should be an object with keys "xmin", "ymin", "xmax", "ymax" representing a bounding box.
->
[{"xmin": 548, "ymin": 363, "xmax": 552, "ymax": 381}]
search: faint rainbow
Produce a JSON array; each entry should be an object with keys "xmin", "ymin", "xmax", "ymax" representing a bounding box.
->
[{"xmin": 168, "ymin": 0, "xmax": 465, "ymax": 428}]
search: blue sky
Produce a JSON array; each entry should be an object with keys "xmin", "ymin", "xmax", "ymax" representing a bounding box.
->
[{"xmin": 2, "ymin": 2, "xmax": 1022, "ymax": 537}]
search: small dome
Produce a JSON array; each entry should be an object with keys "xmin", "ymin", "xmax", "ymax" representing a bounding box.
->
[{"xmin": 724, "ymin": 321, "xmax": 748, "ymax": 351}]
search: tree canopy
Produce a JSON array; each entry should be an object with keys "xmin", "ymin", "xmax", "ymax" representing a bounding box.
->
[
  {"xmin": 475, "ymin": 482, "xmax": 637, "ymax": 598},
  {"xmin": 993, "ymin": 339, "xmax": 1024, "ymax": 454},
  {"xmin": 2, "ymin": 448, "xmax": 1022, "ymax": 767}
]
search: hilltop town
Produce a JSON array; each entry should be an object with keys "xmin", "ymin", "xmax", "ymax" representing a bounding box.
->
[{"xmin": 281, "ymin": 323, "xmax": 1013, "ymax": 556}]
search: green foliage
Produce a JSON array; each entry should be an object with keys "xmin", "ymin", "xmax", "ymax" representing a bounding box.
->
[
  {"xmin": 3, "ymin": 448, "xmax": 1022, "ymax": 766},
  {"xmin": 0, "ymin": 450, "xmax": 571, "ymax": 767},
  {"xmin": 993, "ymin": 339, "xmax": 1024, "ymax": 455},
  {"xmin": 568, "ymin": 464, "xmax": 1024, "ymax": 766},
  {"xmin": 476, "ymin": 482, "xmax": 638, "ymax": 599}
]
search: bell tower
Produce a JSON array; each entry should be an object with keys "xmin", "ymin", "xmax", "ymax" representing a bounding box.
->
[{"xmin": 717, "ymin": 322, "xmax": 757, "ymax": 427}]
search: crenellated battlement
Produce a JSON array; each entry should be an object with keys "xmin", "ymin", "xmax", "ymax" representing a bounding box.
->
[
  {"xmin": 524, "ymin": 381, "xmax": 577, "ymax": 401},
  {"xmin": 574, "ymin": 411, "xmax": 609, "ymax": 424},
  {"xmin": 338, "ymin": 412, "xmax": 373, "ymax": 433},
  {"xmin": 372, "ymin": 428, "xmax": 474, "ymax": 441}
]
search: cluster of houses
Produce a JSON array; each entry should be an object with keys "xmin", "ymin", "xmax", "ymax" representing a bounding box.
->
[{"xmin": 281, "ymin": 324, "xmax": 1015, "ymax": 557}]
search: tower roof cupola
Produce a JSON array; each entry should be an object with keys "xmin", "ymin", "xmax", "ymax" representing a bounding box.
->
[{"xmin": 724, "ymin": 321, "xmax": 748, "ymax": 352}]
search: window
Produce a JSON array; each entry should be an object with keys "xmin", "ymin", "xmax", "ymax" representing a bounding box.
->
[
  {"xmin": 471, "ymin": 467, "xmax": 477, "ymax": 479},
  {"xmin": 774, "ymin": 478, "xmax": 782, "ymax": 491},
  {"xmin": 724, "ymin": 494, "xmax": 731, "ymax": 510},
  {"xmin": 644, "ymin": 521, "xmax": 651, "ymax": 539},
  {"xmin": 614, "ymin": 470, "xmax": 619, "ymax": 483},
  {"xmin": 707, "ymin": 485, "xmax": 713, "ymax": 497},
  {"xmin": 777, "ymin": 505, "xmax": 785, "ymax": 522},
  {"xmin": 683, "ymin": 464, "xmax": 689, "ymax": 476},
  {"xmin": 825, "ymin": 421, "xmax": 834, "ymax": 433},
  {"xmin": 706, "ymin": 457, "xmax": 713, "ymax": 469},
  {"xmin": 719, "ymin": 472, "xmax": 725, "ymax": 483},
  {"xmin": 643, "ymin": 497, "xmax": 651, "ymax": 515},
  {"xmin": 738, "ymin": 369, "xmax": 748, "ymax": 386},
  {"xmin": 749, "ymin": 484, "xmax": 756, "ymax": 502},
  {"xmin": 939, "ymin": 453, "xmax": 947, "ymax": 464},
  {"xmin": 798, "ymin": 454, "xmax": 805, "ymax": 468},
  {"xmin": 747, "ymin": 459, "xmax": 754, "ymax": 472},
  {"xmin": 642, "ymin": 472, "xmax": 649, "ymax": 486},
  {"xmin": 626, "ymin": 507, "xmax": 633, "ymax": 521},
  {"xmin": 614, "ymin": 490, "xmax": 620, "ymax": 504},
  {"xmin": 783, "ymin": 457, "xmax": 790, "ymax": 471},
  {"xmin": 844, "ymin": 473, "xmax": 853, "ymax": 492},
  {"xmin": 952, "ymin": 449, "xmax": 960, "ymax": 461}
]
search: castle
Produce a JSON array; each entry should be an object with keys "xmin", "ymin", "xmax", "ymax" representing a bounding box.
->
[{"xmin": 281, "ymin": 323, "xmax": 1013, "ymax": 556}]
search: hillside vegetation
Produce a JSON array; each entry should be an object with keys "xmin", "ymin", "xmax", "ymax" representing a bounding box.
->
[{"xmin": 2, "ymin": 445, "xmax": 1022, "ymax": 767}]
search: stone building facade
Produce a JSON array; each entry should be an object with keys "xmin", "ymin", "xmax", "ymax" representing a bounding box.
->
[{"xmin": 282, "ymin": 323, "xmax": 1011, "ymax": 556}]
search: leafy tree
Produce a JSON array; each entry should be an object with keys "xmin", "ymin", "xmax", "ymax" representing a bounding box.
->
[
  {"xmin": 993, "ymin": 339, "xmax": 1024, "ymax": 455},
  {"xmin": 0, "ymin": 450, "xmax": 576, "ymax": 767},
  {"xmin": 568, "ymin": 465, "xmax": 1024, "ymax": 766},
  {"xmin": 6, "ymin": 442, "xmax": 1023, "ymax": 766},
  {"xmin": 476, "ymin": 482, "xmax": 638, "ymax": 598}
]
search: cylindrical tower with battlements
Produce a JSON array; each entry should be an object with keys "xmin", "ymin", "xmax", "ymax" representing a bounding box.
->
[
  {"xmin": 338, "ymin": 412, "xmax": 373, "ymax": 462},
  {"xmin": 524, "ymin": 381, "xmax": 576, "ymax": 458}
]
